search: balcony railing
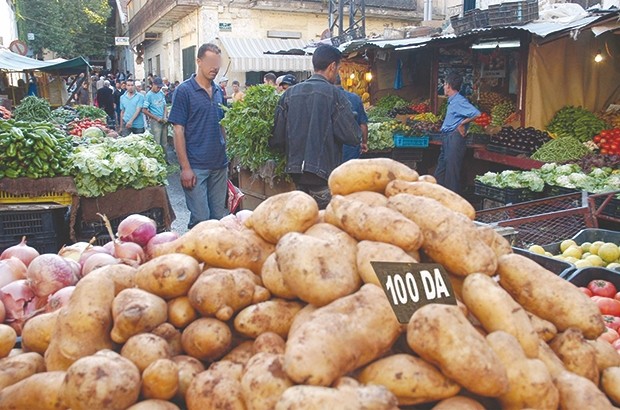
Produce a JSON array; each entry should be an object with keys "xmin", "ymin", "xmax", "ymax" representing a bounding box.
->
[{"xmin": 129, "ymin": 0, "xmax": 201, "ymax": 45}]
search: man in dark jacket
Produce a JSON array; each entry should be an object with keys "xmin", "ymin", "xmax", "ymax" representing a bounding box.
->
[
  {"xmin": 269, "ymin": 44, "xmax": 361, "ymax": 209},
  {"xmin": 96, "ymin": 80, "xmax": 116, "ymax": 121}
]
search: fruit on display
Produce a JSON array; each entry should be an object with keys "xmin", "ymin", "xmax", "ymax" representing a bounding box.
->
[
  {"xmin": 1, "ymin": 159, "xmax": 620, "ymax": 408},
  {"xmin": 474, "ymin": 112, "xmax": 491, "ymax": 127},
  {"xmin": 593, "ymin": 128, "xmax": 620, "ymax": 156},
  {"xmin": 528, "ymin": 239, "xmax": 620, "ymax": 270},
  {"xmin": 489, "ymin": 127, "xmax": 551, "ymax": 154},
  {"xmin": 410, "ymin": 112, "xmax": 440, "ymax": 123},
  {"xmin": 491, "ymin": 101, "xmax": 516, "ymax": 127},
  {"xmin": 476, "ymin": 91, "xmax": 508, "ymax": 113},
  {"xmin": 410, "ymin": 102, "xmax": 430, "ymax": 114},
  {"xmin": 547, "ymin": 106, "xmax": 610, "ymax": 142}
]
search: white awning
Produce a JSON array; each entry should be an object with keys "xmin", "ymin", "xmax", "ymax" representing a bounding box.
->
[{"xmin": 218, "ymin": 37, "xmax": 313, "ymax": 72}]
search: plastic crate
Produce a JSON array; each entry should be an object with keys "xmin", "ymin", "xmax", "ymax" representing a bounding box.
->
[
  {"xmin": 0, "ymin": 190, "xmax": 73, "ymax": 206},
  {"xmin": 0, "ymin": 232, "xmax": 67, "ymax": 254},
  {"xmin": 513, "ymin": 247, "xmax": 575, "ymax": 277},
  {"xmin": 76, "ymin": 207, "xmax": 166, "ymax": 239},
  {"xmin": 486, "ymin": 143, "xmax": 531, "ymax": 156},
  {"xmin": 0, "ymin": 204, "xmax": 69, "ymax": 237},
  {"xmin": 488, "ymin": 0, "xmax": 538, "ymax": 27},
  {"xmin": 474, "ymin": 181, "xmax": 538, "ymax": 204},
  {"xmin": 566, "ymin": 267, "xmax": 620, "ymax": 289},
  {"xmin": 589, "ymin": 192, "xmax": 620, "ymax": 222},
  {"xmin": 466, "ymin": 133, "xmax": 490, "ymax": 145},
  {"xmin": 544, "ymin": 185, "xmax": 580, "ymax": 198},
  {"xmin": 393, "ymin": 134, "xmax": 429, "ymax": 148}
]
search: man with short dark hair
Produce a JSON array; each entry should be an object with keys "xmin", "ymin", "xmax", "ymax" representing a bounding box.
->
[
  {"xmin": 434, "ymin": 73, "xmax": 480, "ymax": 193},
  {"xmin": 168, "ymin": 43, "xmax": 229, "ymax": 228},
  {"xmin": 263, "ymin": 72, "xmax": 277, "ymax": 86},
  {"xmin": 143, "ymin": 77, "xmax": 168, "ymax": 150},
  {"xmin": 270, "ymin": 44, "xmax": 361, "ymax": 209},
  {"xmin": 231, "ymin": 80, "xmax": 244, "ymax": 102},
  {"xmin": 120, "ymin": 80, "xmax": 145, "ymax": 134}
]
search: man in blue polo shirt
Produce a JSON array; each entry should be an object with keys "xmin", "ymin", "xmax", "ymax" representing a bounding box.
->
[
  {"xmin": 143, "ymin": 76, "xmax": 168, "ymax": 150},
  {"xmin": 168, "ymin": 43, "xmax": 228, "ymax": 228},
  {"xmin": 120, "ymin": 79, "xmax": 145, "ymax": 135}
]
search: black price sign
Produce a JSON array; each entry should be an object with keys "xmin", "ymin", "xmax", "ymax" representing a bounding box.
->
[{"xmin": 371, "ymin": 262, "xmax": 457, "ymax": 324}]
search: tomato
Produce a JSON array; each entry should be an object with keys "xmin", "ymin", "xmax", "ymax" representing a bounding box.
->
[
  {"xmin": 579, "ymin": 287, "xmax": 594, "ymax": 297},
  {"xmin": 601, "ymin": 149, "xmax": 609, "ymax": 155},
  {"xmin": 603, "ymin": 315, "xmax": 620, "ymax": 331},
  {"xmin": 600, "ymin": 138, "xmax": 608, "ymax": 144},
  {"xmin": 615, "ymin": 292, "xmax": 620, "ymax": 302},
  {"xmin": 611, "ymin": 143, "xmax": 619, "ymax": 151},
  {"xmin": 599, "ymin": 327, "xmax": 620, "ymax": 344},
  {"xmin": 588, "ymin": 280, "xmax": 618, "ymax": 298},
  {"xmin": 594, "ymin": 135, "xmax": 602, "ymax": 143},
  {"xmin": 591, "ymin": 296, "xmax": 620, "ymax": 316}
]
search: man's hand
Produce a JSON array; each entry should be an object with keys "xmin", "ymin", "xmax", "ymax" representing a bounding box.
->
[
  {"xmin": 457, "ymin": 123, "xmax": 466, "ymax": 137},
  {"xmin": 361, "ymin": 142, "xmax": 369, "ymax": 153},
  {"xmin": 181, "ymin": 168, "xmax": 197, "ymax": 189},
  {"xmin": 126, "ymin": 121, "xmax": 133, "ymax": 128}
]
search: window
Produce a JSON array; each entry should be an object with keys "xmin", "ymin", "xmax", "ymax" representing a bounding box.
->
[
  {"xmin": 147, "ymin": 58, "xmax": 153, "ymax": 77},
  {"xmin": 182, "ymin": 46, "xmax": 196, "ymax": 81},
  {"xmin": 155, "ymin": 55, "xmax": 161, "ymax": 77}
]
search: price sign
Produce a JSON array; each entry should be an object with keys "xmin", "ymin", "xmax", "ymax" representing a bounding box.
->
[{"xmin": 371, "ymin": 262, "xmax": 457, "ymax": 324}]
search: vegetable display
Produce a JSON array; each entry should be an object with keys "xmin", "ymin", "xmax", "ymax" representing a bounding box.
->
[
  {"xmin": 74, "ymin": 105, "xmax": 107, "ymax": 120},
  {"xmin": 489, "ymin": 127, "xmax": 550, "ymax": 154},
  {"xmin": 531, "ymin": 136, "xmax": 590, "ymax": 162},
  {"xmin": 528, "ymin": 238, "xmax": 620, "ymax": 271},
  {"xmin": 476, "ymin": 170, "xmax": 545, "ymax": 192},
  {"xmin": 593, "ymin": 128, "xmax": 620, "ymax": 156},
  {"xmin": 474, "ymin": 112, "xmax": 491, "ymax": 127},
  {"xmin": 13, "ymin": 96, "xmax": 53, "ymax": 122},
  {"xmin": 367, "ymin": 122, "xmax": 395, "ymax": 151},
  {"xmin": 1, "ymin": 158, "xmax": 620, "ymax": 409},
  {"xmin": 0, "ymin": 119, "xmax": 72, "ymax": 179},
  {"xmin": 491, "ymin": 101, "xmax": 515, "ymax": 127},
  {"xmin": 547, "ymin": 106, "xmax": 609, "ymax": 142}
]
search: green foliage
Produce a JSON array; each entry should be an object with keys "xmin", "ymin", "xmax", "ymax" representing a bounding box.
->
[
  {"xmin": 221, "ymin": 85, "xmax": 286, "ymax": 178},
  {"xmin": 16, "ymin": 0, "xmax": 112, "ymax": 58}
]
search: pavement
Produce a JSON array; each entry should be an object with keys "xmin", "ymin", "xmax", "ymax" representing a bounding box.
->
[{"xmin": 165, "ymin": 144, "xmax": 190, "ymax": 235}]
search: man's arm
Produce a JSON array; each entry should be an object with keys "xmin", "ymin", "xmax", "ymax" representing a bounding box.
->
[
  {"xmin": 269, "ymin": 94, "xmax": 287, "ymax": 152},
  {"xmin": 127, "ymin": 96, "xmax": 144, "ymax": 127},
  {"xmin": 119, "ymin": 109, "xmax": 125, "ymax": 129},
  {"xmin": 173, "ymin": 124, "xmax": 196, "ymax": 189},
  {"xmin": 360, "ymin": 123, "xmax": 369, "ymax": 153},
  {"xmin": 456, "ymin": 100, "xmax": 481, "ymax": 137}
]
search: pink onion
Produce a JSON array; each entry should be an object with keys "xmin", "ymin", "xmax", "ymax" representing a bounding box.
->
[
  {"xmin": 145, "ymin": 232, "xmax": 179, "ymax": 258},
  {"xmin": 0, "ymin": 300, "xmax": 5, "ymax": 323},
  {"xmin": 78, "ymin": 245, "xmax": 111, "ymax": 268},
  {"xmin": 114, "ymin": 241, "xmax": 145, "ymax": 264},
  {"xmin": 103, "ymin": 241, "xmax": 115, "ymax": 256},
  {"xmin": 0, "ymin": 236, "xmax": 40, "ymax": 267},
  {"xmin": 45, "ymin": 286, "xmax": 75, "ymax": 313},
  {"xmin": 0, "ymin": 279, "xmax": 35, "ymax": 335},
  {"xmin": 117, "ymin": 214, "xmax": 157, "ymax": 247},
  {"xmin": 0, "ymin": 257, "xmax": 28, "ymax": 288},
  {"xmin": 81, "ymin": 253, "xmax": 119, "ymax": 277},
  {"xmin": 26, "ymin": 254, "xmax": 79, "ymax": 299},
  {"xmin": 58, "ymin": 242, "xmax": 91, "ymax": 262}
]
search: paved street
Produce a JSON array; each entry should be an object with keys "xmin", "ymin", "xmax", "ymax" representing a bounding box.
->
[{"xmin": 165, "ymin": 145, "xmax": 190, "ymax": 235}]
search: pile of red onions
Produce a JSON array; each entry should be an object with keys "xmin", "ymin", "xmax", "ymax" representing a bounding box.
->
[
  {"xmin": 117, "ymin": 214, "xmax": 157, "ymax": 247},
  {"xmin": 26, "ymin": 254, "xmax": 79, "ymax": 299},
  {"xmin": 0, "ymin": 236, "xmax": 39, "ymax": 267}
]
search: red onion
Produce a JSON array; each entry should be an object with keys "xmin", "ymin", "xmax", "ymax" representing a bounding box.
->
[
  {"xmin": 117, "ymin": 214, "xmax": 157, "ymax": 247},
  {"xmin": 145, "ymin": 232, "xmax": 179, "ymax": 258},
  {"xmin": 81, "ymin": 253, "xmax": 119, "ymax": 277},
  {"xmin": 0, "ymin": 280, "xmax": 35, "ymax": 335},
  {"xmin": 103, "ymin": 241, "xmax": 115, "ymax": 256},
  {"xmin": 46, "ymin": 286, "xmax": 75, "ymax": 313},
  {"xmin": 79, "ymin": 245, "xmax": 111, "ymax": 267},
  {"xmin": 114, "ymin": 241, "xmax": 145, "ymax": 264},
  {"xmin": 0, "ymin": 236, "xmax": 39, "ymax": 267},
  {"xmin": 58, "ymin": 242, "xmax": 91, "ymax": 262},
  {"xmin": 26, "ymin": 254, "xmax": 79, "ymax": 299},
  {"xmin": 0, "ymin": 257, "xmax": 28, "ymax": 288}
]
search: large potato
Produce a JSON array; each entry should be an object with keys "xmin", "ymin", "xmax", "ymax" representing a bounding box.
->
[
  {"xmin": 181, "ymin": 318, "xmax": 232, "ymax": 361},
  {"xmin": 356, "ymin": 241, "xmax": 417, "ymax": 286},
  {"xmin": 134, "ymin": 253, "xmax": 201, "ymax": 299},
  {"xmin": 61, "ymin": 349, "xmax": 141, "ymax": 410},
  {"xmin": 254, "ymin": 332, "xmax": 286, "ymax": 355},
  {"xmin": 121, "ymin": 333, "xmax": 171, "ymax": 373},
  {"xmin": 142, "ymin": 359, "xmax": 179, "ymax": 400},
  {"xmin": 92, "ymin": 264, "xmax": 136, "ymax": 295},
  {"xmin": 284, "ymin": 284, "xmax": 401, "ymax": 386},
  {"xmin": 476, "ymin": 225, "xmax": 513, "ymax": 258},
  {"xmin": 385, "ymin": 180, "xmax": 475, "ymax": 220},
  {"xmin": 167, "ymin": 296, "xmax": 197, "ymax": 329},
  {"xmin": 550, "ymin": 328, "xmax": 599, "ymax": 384},
  {"xmin": 537, "ymin": 339, "xmax": 566, "ymax": 378},
  {"xmin": 288, "ymin": 304, "xmax": 318, "ymax": 338},
  {"xmin": 234, "ymin": 299, "xmax": 304, "ymax": 338},
  {"xmin": 0, "ymin": 371, "xmax": 65, "ymax": 410},
  {"xmin": 462, "ymin": 273, "xmax": 538, "ymax": 358},
  {"xmin": 0, "ymin": 324, "xmax": 16, "ymax": 358},
  {"xmin": 486, "ymin": 331, "xmax": 559, "ymax": 410},
  {"xmin": 186, "ymin": 363, "xmax": 245, "ymax": 410},
  {"xmin": 601, "ymin": 366, "xmax": 620, "ymax": 406},
  {"xmin": 388, "ymin": 194, "xmax": 497, "ymax": 276},
  {"xmin": 554, "ymin": 370, "xmax": 615, "ymax": 410},
  {"xmin": 527, "ymin": 311, "xmax": 557, "ymax": 342},
  {"xmin": 324, "ymin": 195, "xmax": 423, "ymax": 252},
  {"xmin": 344, "ymin": 191, "xmax": 388, "ymax": 207},
  {"xmin": 245, "ymin": 191, "xmax": 319, "ymax": 244},
  {"xmin": 172, "ymin": 355, "xmax": 205, "ymax": 401},
  {"xmin": 431, "ymin": 396, "xmax": 486, "ymax": 410},
  {"xmin": 328, "ymin": 158, "xmax": 419, "ymax": 195},
  {"xmin": 276, "ymin": 232, "xmax": 361, "ymax": 306},
  {"xmin": 20, "ymin": 310, "xmax": 58, "ymax": 355},
  {"xmin": 260, "ymin": 253, "xmax": 296, "ymax": 299},
  {"xmin": 358, "ymin": 354, "xmax": 460, "ymax": 405},
  {"xmin": 588, "ymin": 339, "xmax": 620, "ymax": 370},
  {"xmin": 0, "ymin": 352, "xmax": 45, "ymax": 390},
  {"xmin": 110, "ymin": 288, "xmax": 167, "ymax": 343},
  {"xmin": 241, "ymin": 353, "xmax": 294, "ymax": 410},
  {"xmin": 497, "ymin": 254, "xmax": 605, "ymax": 339},
  {"xmin": 188, "ymin": 268, "xmax": 270, "ymax": 321},
  {"xmin": 407, "ymin": 304, "xmax": 508, "ymax": 397}
]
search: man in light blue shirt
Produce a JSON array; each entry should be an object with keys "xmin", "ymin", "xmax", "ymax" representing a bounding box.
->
[
  {"xmin": 120, "ymin": 80, "xmax": 145, "ymax": 135},
  {"xmin": 143, "ymin": 76, "xmax": 168, "ymax": 149},
  {"xmin": 434, "ymin": 73, "xmax": 480, "ymax": 194}
]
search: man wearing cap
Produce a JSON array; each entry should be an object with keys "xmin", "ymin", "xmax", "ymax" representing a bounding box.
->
[
  {"xmin": 280, "ymin": 74, "xmax": 296, "ymax": 92},
  {"xmin": 143, "ymin": 77, "xmax": 168, "ymax": 151}
]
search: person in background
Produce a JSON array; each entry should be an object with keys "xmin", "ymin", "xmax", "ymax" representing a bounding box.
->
[
  {"xmin": 96, "ymin": 75, "xmax": 105, "ymax": 91},
  {"xmin": 334, "ymin": 75, "xmax": 368, "ymax": 161},
  {"xmin": 263, "ymin": 72, "xmax": 276, "ymax": 86},
  {"xmin": 280, "ymin": 74, "xmax": 297, "ymax": 92},
  {"xmin": 96, "ymin": 80, "xmax": 116, "ymax": 122},
  {"xmin": 434, "ymin": 72, "xmax": 480, "ymax": 194},
  {"xmin": 27, "ymin": 72, "xmax": 38, "ymax": 96},
  {"xmin": 219, "ymin": 77, "xmax": 230, "ymax": 103},
  {"xmin": 113, "ymin": 81, "xmax": 124, "ymax": 130},
  {"xmin": 143, "ymin": 77, "xmax": 168, "ymax": 152},
  {"xmin": 120, "ymin": 79, "xmax": 146, "ymax": 135},
  {"xmin": 168, "ymin": 43, "xmax": 229, "ymax": 228},
  {"xmin": 270, "ymin": 45, "xmax": 361, "ymax": 209},
  {"xmin": 275, "ymin": 75, "xmax": 285, "ymax": 93},
  {"xmin": 74, "ymin": 80, "xmax": 90, "ymax": 105},
  {"xmin": 244, "ymin": 81, "xmax": 251, "ymax": 91},
  {"xmin": 135, "ymin": 81, "xmax": 146, "ymax": 96},
  {"xmin": 231, "ymin": 80, "xmax": 245, "ymax": 102}
]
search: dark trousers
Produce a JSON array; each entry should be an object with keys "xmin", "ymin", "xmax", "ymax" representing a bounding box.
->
[
  {"xmin": 434, "ymin": 129, "xmax": 467, "ymax": 194},
  {"xmin": 295, "ymin": 184, "xmax": 331, "ymax": 210}
]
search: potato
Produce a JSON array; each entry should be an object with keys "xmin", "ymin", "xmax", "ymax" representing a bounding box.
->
[
  {"xmin": 242, "ymin": 353, "xmax": 294, "ymax": 410},
  {"xmin": 20, "ymin": 310, "xmax": 58, "ymax": 355},
  {"xmin": 345, "ymin": 191, "xmax": 388, "ymax": 207},
  {"xmin": 172, "ymin": 355, "xmax": 205, "ymax": 401},
  {"xmin": 324, "ymin": 195, "xmax": 423, "ymax": 252},
  {"xmin": 328, "ymin": 157, "xmax": 419, "ymax": 195},
  {"xmin": 276, "ymin": 232, "xmax": 361, "ymax": 306},
  {"xmin": 142, "ymin": 359, "xmax": 179, "ymax": 400},
  {"xmin": 92, "ymin": 263, "xmax": 137, "ymax": 295},
  {"xmin": 110, "ymin": 288, "xmax": 168, "ymax": 343},
  {"xmin": 167, "ymin": 296, "xmax": 197, "ymax": 329},
  {"xmin": 419, "ymin": 174, "xmax": 437, "ymax": 183},
  {"xmin": 181, "ymin": 318, "xmax": 232, "ymax": 361},
  {"xmin": 221, "ymin": 341, "xmax": 255, "ymax": 366},
  {"xmin": 188, "ymin": 268, "xmax": 270, "ymax": 321},
  {"xmin": 356, "ymin": 241, "xmax": 418, "ymax": 286},
  {"xmin": 486, "ymin": 331, "xmax": 559, "ymax": 410},
  {"xmin": 431, "ymin": 396, "xmax": 486, "ymax": 410},
  {"xmin": 550, "ymin": 328, "xmax": 599, "ymax": 384},
  {"xmin": 476, "ymin": 225, "xmax": 513, "ymax": 257},
  {"xmin": 275, "ymin": 382, "xmax": 398, "ymax": 410},
  {"xmin": 253, "ymin": 332, "xmax": 286, "ymax": 355},
  {"xmin": 407, "ymin": 304, "xmax": 508, "ymax": 397},
  {"xmin": 602, "ymin": 366, "xmax": 620, "ymax": 405},
  {"xmin": 497, "ymin": 254, "xmax": 605, "ymax": 339},
  {"xmin": 151, "ymin": 323, "xmax": 183, "ymax": 357},
  {"xmin": 0, "ymin": 324, "xmax": 17, "ymax": 358},
  {"xmin": 462, "ymin": 273, "xmax": 538, "ymax": 358},
  {"xmin": 304, "ymin": 222, "xmax": 358, "ymax": 248},
  {"xmin": 45, "ymin": 269, "xmax": 115, "ymax": 371},
  {"xmin": 0, "ymin": 371, "xmax": 65, "ymax": 410},
  {"xmin": 554, "ymin": 370, "xmax": 615, "ymax": 410},
  {"xmin": 149, "ymin": 220, "xmax": 222, "ymax": 259},
  {"xmin": 588, "ymin": 339, "xmax": 620, "ymax": 370},
  {"xmin": 234, "ymin": 299, "xmax": 304, "ymax": 339},
  {"xmin": 358, "ymin": 354, "xmax": 460, "ymax": 405},
  {"xmin": 388, "ymin": 194, "xmax": 497, "ymax": 276},
  {"xmin": 527, "ymin": 311, "xmax": 557, "ymax": 342},
  {"xmin": 245, "ymin": 191, "xmax": 319, "ymax": 244},
  {"xmin": 288, "ymin": 304, "xmax": 318, "ymax": 338},
  {"xmin": 121, "ymin": 333, "xmax": 171, "ymax": 373},
  {"xmin": 537, "ymin": 339, "xmax": 566, "ymax": 378},
  {"xmin": 260, "ymin": 253, "xmax": 296, "ymax": 299},
  {"xmin": 186, "ymin": 364, "xmax": 245, "ymax": 410},
  {"xmin": 134, "ymin": 253, "xmax": 201, "ymax": 299},
  {"xmin": 385, "ymin": 180, "xmax": 476, "ymax": 220},
  {"xmin": 127, "ymin": 400, "xmax": 180, "ymax": 410},
  {"xmin": 284, "ymin": 284, "xmax": 401, "ymax": 386},
  {"xmin": 0, "ymin": 352, "xmax": 45, "ymax": 390}
]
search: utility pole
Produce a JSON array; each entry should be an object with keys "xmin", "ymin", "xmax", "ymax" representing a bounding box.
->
[{"xmin": 328, "ymin": 0, "xmax": 366, "ymax": 46}]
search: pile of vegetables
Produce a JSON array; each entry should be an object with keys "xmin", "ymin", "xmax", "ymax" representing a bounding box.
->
[
  {"xmin": 476, "ymin": 91, "xmax": 508, "ymax": 113},
  {"xmin": 491, "ymin": 101, "xmax": 515, "ymax": 127},
  {"xmin": 13, "ymin": 96, "xmax": 53, "ymax": 122},
  {"xmin": 0, "ymin": 119, "xmax": 73, "ymax": 179},
  {"xmin": 0, "ymin": 106, "xmax": 11, "ymax": 120},
  {"xmin": 374, "ymin": 95, "xmax": 409, "ymax": 111},
  {"xmin": 70, "ymin": 133, "xmax": 168, "ymax": 197},
  {"xmin": 409, "ymin": 101, "xmax": 430, "ymax": 114},
  {"xmin": 528, "ymin": 237, "xmax": 620, "ymax": 271},
  {"xmin": 51, "ymin": 106, "xmax": 80, "ymax": 125},
  {"xmin": 593, "ymin": 128, "xmax": 620, "ymax": 156},
  {"xmin": 531, "ymin": 136, "xmax": 590, "ymax": 162},
  {"xmin": 489, "ymin": 126, "xmax": 551, "ymax": 155},
  {"xmin": 547, "ymin": 106, "xmax": 609, "ymax": 142},
  {"xmin": 367, "ymin": 122, "xmax": 396, "ymax": 151},
  {"xmin": 74, "ymin": 105, "xmax": 107, "ymax": 120},
  {"xmin": 565, "ymin": 153, "xmax": 620, "ymax": 174},
  {"xmin": 537, "ymin": 163, "xmax": 620, "ymax": 193},
  {"xmin": 366, "ymin": 106, "xmax": 392, "ymax": 123},
  {"xmin": 598, "ymin": 108, "xmax": 620, "ymax": 129},
  {"xmin": 410, "ymin": 112, "xmax": 440, "ymax": 123},
  {"xmin": 476, "ymin": 170, "xmax": 545, "ymax": 192},
  {"xmin": 68, "ymin": 118, "xmax": 107, "ymax": 137},
  {"xmin": 474, "ymin": 112, "xmax": 491, "ymax": 127}
]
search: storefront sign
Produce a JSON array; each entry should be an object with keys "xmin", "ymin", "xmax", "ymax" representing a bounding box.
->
[
  {"xmin": 219, "ymin": 23, "xmax": 232, "ymax": 32},
  {"xmin": 371, "ymin": 262, "xmax": 457, "ymax": 324},
  {"xmin": 115, "ymin": 37, "xmax": 130, "ymax": 46}
]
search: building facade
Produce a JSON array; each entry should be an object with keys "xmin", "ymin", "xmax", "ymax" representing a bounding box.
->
[{"xmin": 0, "ymin": 0, "xmax": 18, "ymax": 49}]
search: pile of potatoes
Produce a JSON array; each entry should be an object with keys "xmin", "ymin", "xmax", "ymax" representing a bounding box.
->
[{"xmin": 1, "ymin": 157, "xmax": 620, "ymax": 409}]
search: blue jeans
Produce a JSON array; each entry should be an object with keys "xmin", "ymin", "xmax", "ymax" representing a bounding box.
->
[
  {"xmin": 342, "ymin": 144, "xmax": 361, "ymax": 162},
  {"xmin": 183, "ymin": 167, "xmax": 229, "ymax": 228},
  {"xmin": 434, "ymin": 129, "xmax": 467, "ymax": 194}
]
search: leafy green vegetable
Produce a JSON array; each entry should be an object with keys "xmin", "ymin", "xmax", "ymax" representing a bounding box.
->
[
  {"xmin": 367, "ymin": 106, "xmax": 391, "ymax": 122},
  {"xmin": 476, "ymin": 170, "xmax": 544, "ymax": 192},
  {"xmin": 374, "ymin": 95, "xmax": 409, "ymax": 111},
  {"xmin": 74, "ymin": 105, "xmax": 107, "ymax": 120},
  {"xmin": 13, "ymin": 96, "xmax": 53, "ymax": 122},
  {"xmin": 367, "ymin": 122, "xmax": 395, "ymax": 151}
]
